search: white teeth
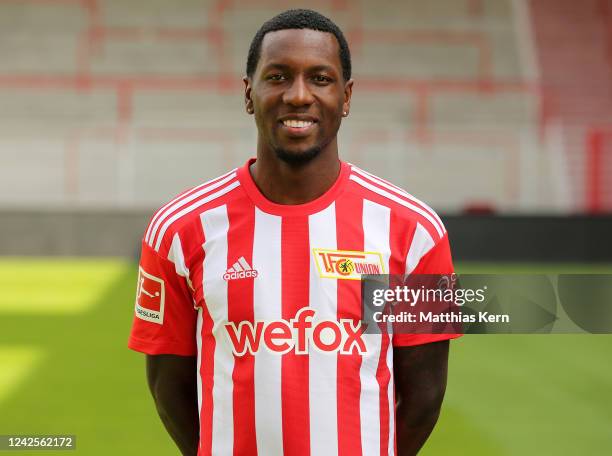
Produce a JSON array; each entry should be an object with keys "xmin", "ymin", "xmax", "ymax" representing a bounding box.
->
[{"xmin": 283, "ymin": 119, "xmax": 313, "ymax": 128}]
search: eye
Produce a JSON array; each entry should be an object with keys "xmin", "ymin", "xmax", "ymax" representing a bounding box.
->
[
  {"xmin": 267, "ymin": 74, "xmax": 286, "ymax": 82},
  {"xmin": 313, "ymin": 74, "xmax": 332, "ymax": 84}
]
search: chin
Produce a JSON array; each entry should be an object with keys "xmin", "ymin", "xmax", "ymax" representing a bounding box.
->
[{"xmin": 274, "ymin": 145, "xmax": 322, "ymax": 165}]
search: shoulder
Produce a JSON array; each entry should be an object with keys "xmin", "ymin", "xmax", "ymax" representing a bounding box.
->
[
  {"xmin": 142, "ymin": 168, "xmax": 242, "ymax": 257},
  {"xmin": 346, "ymin": 164, "xmax": 447, "ymax": 243}
]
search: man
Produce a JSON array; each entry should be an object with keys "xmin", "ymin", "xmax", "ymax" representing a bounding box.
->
[{"xmin": 129, "ymin": 9, "xmax": 459, "ymax": 456}]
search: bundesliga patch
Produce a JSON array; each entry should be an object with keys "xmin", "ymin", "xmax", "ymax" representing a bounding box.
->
[
  {"xmin": 313, "ymin": 249, "xmax": 385, "ymax": 280},
  {"xmin": 135, "ymin": 267, "xmax": 165, "ymax": 324}
]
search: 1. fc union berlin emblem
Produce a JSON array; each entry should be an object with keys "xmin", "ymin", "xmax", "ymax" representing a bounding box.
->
[{"xmin": 313, "ymin": 249, "xmax": 385, "ymax": 280}]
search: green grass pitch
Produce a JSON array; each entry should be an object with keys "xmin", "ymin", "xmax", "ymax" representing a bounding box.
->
[{"xmin": 0, "ymin": 259, "xmax": 610, "ymax": 455}]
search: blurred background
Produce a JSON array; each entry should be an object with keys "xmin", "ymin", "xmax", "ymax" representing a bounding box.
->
[{"xmin": 0, "ymin": 0, "xmax": 611, "ymax": 454}]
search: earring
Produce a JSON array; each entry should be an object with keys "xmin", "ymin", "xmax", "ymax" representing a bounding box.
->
[
  {"xmin": 343, "ymin": 111, "xmax": 348, "ymax": 117},
  {"xmin": 247, "ymin": 107, "xmax": 253, "ymax": 114}
]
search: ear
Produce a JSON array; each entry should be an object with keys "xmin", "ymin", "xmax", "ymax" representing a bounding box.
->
[
  {"xmin": 243, "ymin": 76, "xmax": 254, "ymax": 114},
  {"xmin": 342, "ymin": 78, "xmax": 353, "ymax": 117}
]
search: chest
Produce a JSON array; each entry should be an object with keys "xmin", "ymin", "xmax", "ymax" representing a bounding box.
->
[{"xmin": 196, "ymin": 214, "xmax": 396, "ymax": 325}]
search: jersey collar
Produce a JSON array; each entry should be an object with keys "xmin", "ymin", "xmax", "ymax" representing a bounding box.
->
[{"xmin": 237, "ymin": 158, "xmax": 350, "ymax": 216}]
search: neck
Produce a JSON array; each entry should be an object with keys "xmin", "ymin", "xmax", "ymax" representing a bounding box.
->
[{"xmin": 250, "ymin": 141, "xmax": 341, "ymax": 205}]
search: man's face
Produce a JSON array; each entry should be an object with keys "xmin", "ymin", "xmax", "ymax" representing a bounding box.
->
[{"xmin": 245, "ymin": 28, "xmax": 352, "ymax": 164}]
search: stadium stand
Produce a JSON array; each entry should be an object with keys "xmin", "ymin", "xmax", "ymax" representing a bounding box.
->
[
  {"xmin": 0, "ymin": 0, "xmax": 609, "ymax": 212},
  {"xmin": 531, "ymin": 0, "xmax": 612, "ymax": 213}
]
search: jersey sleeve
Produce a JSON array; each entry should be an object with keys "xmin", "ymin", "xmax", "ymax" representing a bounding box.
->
[
  {"xmin": 392, "ymin": 233, "xmax": 463, "ymax": 347},
  {"xmin": 128, "ymin": 240, "xmax": 198, "ymax": 356}
]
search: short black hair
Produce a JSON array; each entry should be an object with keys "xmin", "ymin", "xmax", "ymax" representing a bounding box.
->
[{"xmin": 246, "ymin": 9, "xmax": 352, "ymax": 81}]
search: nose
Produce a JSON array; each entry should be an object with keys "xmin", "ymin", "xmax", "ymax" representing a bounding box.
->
[{"xmin": 282, "ymin": 76, "xmax": 314, "ymax": 107}]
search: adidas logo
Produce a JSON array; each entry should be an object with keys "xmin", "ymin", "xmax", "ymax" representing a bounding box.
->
[{"xmin": 223, "ymin": 257, "xmax": 259, "ymax": 281}]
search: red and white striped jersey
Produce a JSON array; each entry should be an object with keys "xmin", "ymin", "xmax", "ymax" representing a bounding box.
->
[{"xmin": 129, "ymin": 158, "xmax": 459, "ymax": 456}]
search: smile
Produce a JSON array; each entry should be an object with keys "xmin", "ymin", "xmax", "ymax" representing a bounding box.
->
[{"xmin": 282, "ymin": 119, "xmax": 315, "ymax": 128}]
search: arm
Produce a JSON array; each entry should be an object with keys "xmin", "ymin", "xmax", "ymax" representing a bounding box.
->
[
  {"xmin": 394, "ymin": 340, "xmax": 449, "ymax": 456},
  {"xmin": 146, "ymin": 354, "xmax": 199, "ymax": 456}
]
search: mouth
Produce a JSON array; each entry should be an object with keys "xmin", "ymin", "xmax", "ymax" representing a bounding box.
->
[
  {"xmin": 279, "ymin": 117, "xmax": 317, "ymax": 136},
  {"xmin": 282, "ymin": 119, "xmax": 315, "ymax": 128}
]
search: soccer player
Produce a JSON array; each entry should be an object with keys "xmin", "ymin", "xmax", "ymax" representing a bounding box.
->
[{"xmin": 129, "ymin": 9, "xmax": 460, "ymax": 456}]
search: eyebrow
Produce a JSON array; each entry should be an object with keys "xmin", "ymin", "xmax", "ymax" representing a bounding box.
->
[{"xmin": 261, "ymin": 63, "xmax": 338, "ymax": 74}]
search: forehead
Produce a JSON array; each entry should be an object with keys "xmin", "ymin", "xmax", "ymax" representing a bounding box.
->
[{"xmin": 258, "ymin": 28, "xmax": 342, "ymax": 72}]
